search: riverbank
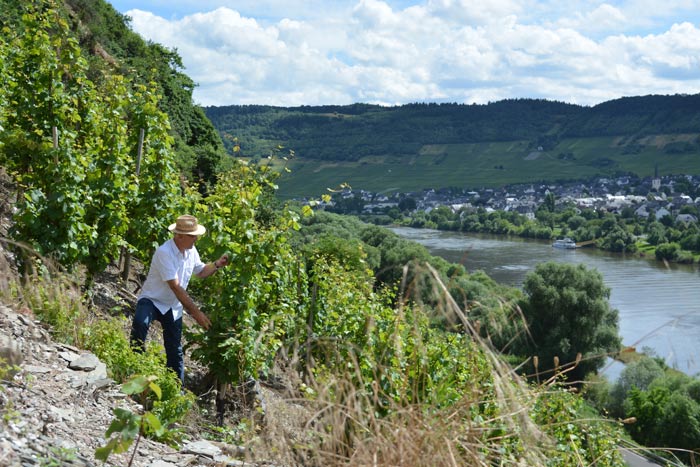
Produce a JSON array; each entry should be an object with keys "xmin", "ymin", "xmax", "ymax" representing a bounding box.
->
[
  {"xmin": 368, "ymin": 201, "xmax": 700, "ymax": 268},
  {"xmin": 390, "ymin": 226, "xmax": 700, "ymax": 376}
]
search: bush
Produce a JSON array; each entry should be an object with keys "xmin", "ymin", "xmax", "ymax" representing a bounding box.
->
[
  {"xmin": 82, "ymin": 317, "xmax": 194, "ymax": 431},
  {"xmin": 607, "ymin": 355, "xmax": 665, "ymax": 417},
  {"xmin": 655, "ymin": 242, "xmax": 680, "ymax": 261},
  {"xmin": 532, "ymin": 387, "xmax": 624, "ymax": 466},
  {"xmin": 674, "ymin": 249, "xmax": 695, "ymax": 264}
]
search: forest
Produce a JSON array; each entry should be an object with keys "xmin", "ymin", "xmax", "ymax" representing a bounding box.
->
[
  {"xmin": 205, "ymin": 96, "xmax": 700, "ymax": 161},
  {"xmin": 205, "ymin": 96, "xmax": 700, "ymax": 199},
  {"xmin": 0, "ymin": 0, "xmax": 698, "ymax": 465}
]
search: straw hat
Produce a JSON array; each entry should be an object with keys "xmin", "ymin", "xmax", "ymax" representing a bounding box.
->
[{"xmin": 168, "ymin": 215, "xmax": 206, "ymax": 236}]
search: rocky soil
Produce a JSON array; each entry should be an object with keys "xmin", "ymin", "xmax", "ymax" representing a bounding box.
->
[
  {"xmin": 0, "ymin": 170, "xmax": 310, "ymax": 467},
  {"xmin": 0, "ymin": 295, "xmax": 310, "ymax": 467}
]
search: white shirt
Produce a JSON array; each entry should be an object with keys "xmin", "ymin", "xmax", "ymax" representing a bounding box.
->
[{"xmin": 138, "ymin": 238, "xmax": 205, "ymax": 321}]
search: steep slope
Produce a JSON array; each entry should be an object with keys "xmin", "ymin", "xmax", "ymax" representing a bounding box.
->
[{"xmin": 0, "ymin": 0, "xmax": 226, "ymax": 188}]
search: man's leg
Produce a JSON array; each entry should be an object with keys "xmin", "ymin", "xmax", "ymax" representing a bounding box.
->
[
  {"xmin": 158, "ymin": 310, "xmax": 185, "ymax": 384},
  {"xmin": 130, "ymin": 298, "xmax": 156, "ymax": 351}
]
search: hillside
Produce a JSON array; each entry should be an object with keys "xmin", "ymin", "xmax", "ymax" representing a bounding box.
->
[
  {"xmin": 204, "ymin": 96, "xmax": 700, "ymax": 198},
  {"xmin": 0, "ymin": 0, "xmax": 227, "ymax": 189}
]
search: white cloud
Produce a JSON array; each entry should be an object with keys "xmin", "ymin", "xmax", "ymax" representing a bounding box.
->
[
  {"xmin": 121, "ymin": 1, "xmax": 700, "ymax": 107},
  {"xmin": 555, "ymin": 4, "xmax": 627, "ymax": 34}
]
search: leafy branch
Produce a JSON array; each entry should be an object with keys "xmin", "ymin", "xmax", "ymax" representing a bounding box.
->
[{"xmin": 96, "ymin": 375, "xmax": 167, "ymax": 466}]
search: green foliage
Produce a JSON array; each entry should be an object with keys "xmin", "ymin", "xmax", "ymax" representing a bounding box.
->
[
  {"xmin": 205, "ymin": 98, "xmax": 700, "ymax": 198},
  {"xmin": 359, "ymin": 223, "xmax": 437, "ymax": 287},
  {"xmin": 597, "ymin": 222, "xmax": 637, "ymax": 253},
  {"xmin": 3, "ymin": 0, "xmax": 92, "ymax": 268},
  {"xmin": 82, "ymin": 317, "xmax": 195, "ymax": 430},
  {"xmin": 188, "ymin": 162, "xmax": 307, "ymax": 384},
  {"xmin": 607, "ymin": 355, "xmax": 665, "ymax": 417},
  {"xmin": 1, "ymin": 0, "xmax": 182, "ymax": 277},
  {"xmin": 0, "ymin": 2, "xmax": 640, "ymax": 463},
  {"xmin": 532, "ymin": 387, "xmax": 625, "ymax": 466},
  {"xmin": 654, "ymin": 242, "xmax": 680, "ymax": 261},
  {"xmin": 96, "ymin": 375, "xmax": 171, "ymax": 464},
  {"xmin": 448, "ymin": 271, "xmax": 526, "ymax": 352},
  {"xmin": 306, "ymin": 233, "xmax": 378, "ymax": 274},
  {"xmin": 37, "ymin": 446, "xmax": 79, "ymax": 467},
  {"xmin": 519, "ymin": 262, "xmax": 621, "ymax": 382},
  {"xmin": 56, "ymin": 0, "xmax": 227, "ymax": 187},
  {"xmin": 121, "ymin": 83, "xmax": 183, "ymax": 261},
  {"xmin": 296, "ymin": 210, "xmax": 528, "ymax": 344},
  {"xmin": 606, "ymin": 360, "xmax": 700, "ymax": 462},
  {"xmin": 646, "ymin": 221, "xmax": 667, "ymax": 245},
  {"xmin": 20, "ymin": 274, "xmax": 86, "ymax": 346}
]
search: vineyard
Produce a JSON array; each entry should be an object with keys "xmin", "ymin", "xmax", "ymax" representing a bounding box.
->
[{"xmin": 0, "ymin": 1, "xmax": 634, "ymax": 466}]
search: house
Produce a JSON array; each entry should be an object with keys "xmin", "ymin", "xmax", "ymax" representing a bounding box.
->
[
  {"xmin": 676, "ymin": 214, "xmax": 698, "ymax": 224},
  {"xmin": 635, "ymin": 205, "xmax": 650, "ymax": 218},
  {"xmin": 655, "ymin": 207, "xmax": 672, "ymax": 220}
]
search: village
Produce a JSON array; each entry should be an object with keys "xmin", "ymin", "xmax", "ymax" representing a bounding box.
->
[{"xmin": 323, "ymin": 173, "xmax": 700, "ymax": 224}]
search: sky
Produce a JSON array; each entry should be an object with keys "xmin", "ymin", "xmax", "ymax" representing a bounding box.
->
[{"xmin": 107, "ymin": 0, "xmax": 700, "ymax": 108}]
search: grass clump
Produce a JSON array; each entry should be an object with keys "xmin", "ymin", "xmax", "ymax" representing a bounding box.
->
[{"xmin": 239, "ymin": 262, "xmax": 627, "ymax": 467}]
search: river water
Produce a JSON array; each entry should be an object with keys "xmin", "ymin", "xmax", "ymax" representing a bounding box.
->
[{"xmin": 390, "ymin": 227, "xmax": 700, "ymax": 377}]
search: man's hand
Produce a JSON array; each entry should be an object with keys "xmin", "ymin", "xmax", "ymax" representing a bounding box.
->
[
  {"xmin": 190, "ymin": 308, "xmax": 212, "ymax": 329},
  {"xmin": 167, "ymin": 278, "xmax": 212, "ymax": 329},
  {"xmin": 217, "ymin": 252, "xmax": 231, "ymax": 268}
]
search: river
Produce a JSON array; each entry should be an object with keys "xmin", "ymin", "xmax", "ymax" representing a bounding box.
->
[{"xmin": 390, "ymin": 227, "xmax": 700, "ymax": 378}]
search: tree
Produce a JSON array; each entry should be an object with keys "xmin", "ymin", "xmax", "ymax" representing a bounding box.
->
[
  {"xmin": 398, "ymin": 197, "xmax": 417, "ymax": 212},
  {"xmin": 655, "ymin": 242, "xmax": 680, "ymax": 261},
  {"xmin": 429, "ymin": 205, "xmax": 455, "ymax": 226},
  {"xmin": 659, "ymin": 214, "xmax": 675, "ymax": 228},
  {"xmin": 597, "ymin": 223, "xmax": 637, "ymax": 253},
  {"xmin": 519, "ymin": 262, "xmax": 621, "ymax": 383},
  {"xmin": 680, "ymin": 204, "xmax": 699, "ymax": 216},
  {"xmin": 567, "ymin": 215, "xmax": 586, "ymax": 230},
  {"xmin": 646, "ymin": 221, "xmax": 667, "ymax": 246},
  {"xmin": 608, "ymin": 355, "xmax": 665, "ymax": 417},
  {"xmin": 541, "ymin": 192, "xmax": 556, "ymax": 212}
]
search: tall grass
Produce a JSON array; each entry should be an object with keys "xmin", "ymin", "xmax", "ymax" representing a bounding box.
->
[
  {"xmin": 244, "ymin": 263, "xmax": 624, "ymax": 467},
  {"xmin": 0, "ymin": 238, "xmax": 90, "ymax": 345}
]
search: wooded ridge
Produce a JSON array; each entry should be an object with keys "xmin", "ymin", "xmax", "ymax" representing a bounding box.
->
[{"xmin": 205, "ymin": 96, "xmax": 700, "ymax": 198}]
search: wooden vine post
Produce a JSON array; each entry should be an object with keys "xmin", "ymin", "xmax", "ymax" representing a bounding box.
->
[{"xmin": 121, "ymin": 128, "xmax": 145, "ymax": 282}]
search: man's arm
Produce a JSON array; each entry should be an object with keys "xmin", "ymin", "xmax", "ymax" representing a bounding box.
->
[
  {"xmin": 166, "ymin": 278, "xmax": 212, "ymax": 329},
  {"xmin": 195, "ymin": 253, "xmax": 230, "ymax": 279}
]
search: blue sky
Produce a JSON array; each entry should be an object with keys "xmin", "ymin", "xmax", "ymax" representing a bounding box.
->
[{"xmin": 108, "ymin": 0, "xmax": 700, "ymax": 107}]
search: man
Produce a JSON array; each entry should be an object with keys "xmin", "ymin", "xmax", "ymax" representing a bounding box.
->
[{"xmin": 130, "ymin": 214, "xmax": 229, "ymax": 383}]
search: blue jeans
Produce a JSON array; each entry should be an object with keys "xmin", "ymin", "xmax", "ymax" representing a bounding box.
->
[{"xmin": 130, "ymin": 298, "xmax": 184, "ymax": 383}]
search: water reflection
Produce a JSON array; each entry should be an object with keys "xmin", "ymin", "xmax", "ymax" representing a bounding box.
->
[{"xmin": 391, "ymin": 227, "xmax": 700, "ymax": 376}]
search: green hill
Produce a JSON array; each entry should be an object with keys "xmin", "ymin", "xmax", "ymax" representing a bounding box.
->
[
  {"xmin": 0, "ymin": 0, "xmax": 227, "ymax": 189},
  {"xmin": 204, "ymin": 96, "xmax": 700, "ymax": 198}
]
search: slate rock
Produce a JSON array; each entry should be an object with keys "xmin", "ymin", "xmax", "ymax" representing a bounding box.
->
[
  {"xmin": 181, "ymin": 439, "xmax": 222, "ymax": 457},
  {"xmin": 68, "ymin": 353, "xmax": 100, "ymax": 371}
]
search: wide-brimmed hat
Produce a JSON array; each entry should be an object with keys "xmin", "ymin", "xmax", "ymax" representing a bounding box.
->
[{"xmin": 168, "ymin": 215, "xmax": 206, "ymax": 236}]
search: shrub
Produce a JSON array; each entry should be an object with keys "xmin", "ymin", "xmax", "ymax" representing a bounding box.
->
[
  {"xmin": 82, "ymin": 317, "xmax": 194, "ymax": 432},
  {"xmin": 655, "ymin": 242, "xmax": 680, "ymax": 261}
]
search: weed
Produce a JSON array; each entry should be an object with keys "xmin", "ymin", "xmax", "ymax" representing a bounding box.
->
[
  {"xmin": 96, "ymin": 375, "xmax": 171, "ymax": 466},
  {"xmin": 37, "ymin": 446, "xmax": 78, "ymax": 467}
]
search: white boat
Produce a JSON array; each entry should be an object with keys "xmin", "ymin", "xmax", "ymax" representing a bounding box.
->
[{"xmin": 552, "ymin": 238, "xmax": 577, "ymax": 249}]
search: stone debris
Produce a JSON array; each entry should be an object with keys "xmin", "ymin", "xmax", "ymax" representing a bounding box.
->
[{"xmin": 0, "ymin": 304, "xmax": 267, "ymax": 467}]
